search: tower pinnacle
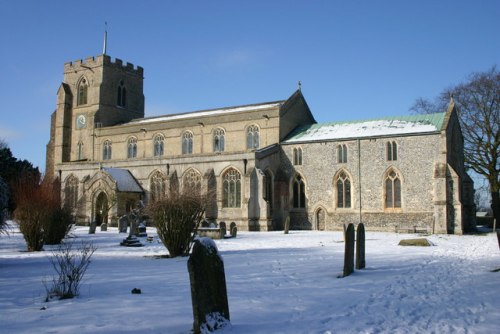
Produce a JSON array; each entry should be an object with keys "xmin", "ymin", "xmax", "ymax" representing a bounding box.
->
[{"xmin": 103, "ymin": 22, "xmax": 108, "ymax": 55}]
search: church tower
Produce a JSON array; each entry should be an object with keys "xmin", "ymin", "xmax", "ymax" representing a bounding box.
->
[{"xmin": 46, "ymin": 54, "xmax": 144, "ymax": 178}]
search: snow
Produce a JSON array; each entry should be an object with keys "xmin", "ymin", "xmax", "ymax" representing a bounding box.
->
[
  {"xmin": 129, "ymin": 102, "xmax": 282, "ymax": 125},
  {"xmin": 285, "ymin": 119, "xmax": 440, "ymax": 143},
  {"xmin": 1, "ymin": 222, "xmax": 499, "ymax": 333}
]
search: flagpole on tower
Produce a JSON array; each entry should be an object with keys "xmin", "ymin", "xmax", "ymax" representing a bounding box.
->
[{"xmin": 103, "ymin": 22, "xmax": 108, "ymax": 55}]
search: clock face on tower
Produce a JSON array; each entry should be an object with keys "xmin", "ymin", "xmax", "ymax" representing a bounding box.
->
[{"xmin": 76, "ymin": 114, "xmax": 86, "ymax": 129}]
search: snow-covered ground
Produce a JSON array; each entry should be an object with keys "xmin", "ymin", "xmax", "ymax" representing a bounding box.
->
[{"xmin": 1, "ymin": 223, "xmax": 499, "ymax": 334}]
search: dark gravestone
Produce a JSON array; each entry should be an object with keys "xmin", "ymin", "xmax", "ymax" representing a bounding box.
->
[
  {"xmin": 188, "ymin": 238, "xmax": 230, "ymax": 333},
  {"xmin": 137, "ymin": 222, "xmax": 147, "ymax": 237},
  {"xmin": 100, "ymin": 223, "xmax": 108, "ymax": 232},
  {"xmin": 219, "ymin": 227, "xmax": 226, "ymax": 239},
  {"xmin": 88, "ymin": 221, "xmax": 97, "ymax": 234},
  {"xmin": 497, "ymin": 231, "xmax": 500, "ymax": 250},
  {"xmin": 230, "ymin": 226, "xmax": 237, "ymax": 238},
  {"xmin": 356, "ymin": 223, "xmax": 366, "ymax": 270},
  {"xmin": 229, "ymin": 222, "xmax": 236, "ymax": 231},
  {"xmin": 219, "ymin": 221, "xmax": 226, "ymax": 230},
  {"xmin": 343, "ymin": 223, "xmax": 355, "ymax": 277},
  {"xmin": 119, "ymin": 215, "xmax": 128, "ymax": 233}
]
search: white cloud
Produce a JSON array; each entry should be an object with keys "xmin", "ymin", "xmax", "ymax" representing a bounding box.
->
[{"xmin": 0, "ymin": 127, "xmax": 21, "ymax": 140}]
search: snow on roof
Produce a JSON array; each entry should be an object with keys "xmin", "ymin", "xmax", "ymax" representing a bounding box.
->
[
  {"xmin": 284, "ymin": 113, "xmax": 446, "ymax": 143},
  {"xmin": 103, "ymin": 167, "xmax": 143, "ymax": 193},
  {"xmin": 128, "ymin": 101, "xmax": 284, "ymax": 125}
]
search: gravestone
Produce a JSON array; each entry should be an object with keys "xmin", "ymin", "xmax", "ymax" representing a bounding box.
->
[
  {"xmin": 356, "ymin": 223, "xmax": 366, "ymax": 270},
  {"xmin": 188, "ymin": 238, "xmax": 230, "ymax": 333},
  {"xmin": 229, "ymin": 222, "xmax": 236, "ymax": 232},
  {"xmin": 343, "ymin": 223, "xmax": 355, "ymax": 277},
  {"xmin": 119, "ymin": 215, "xmax": 128, "ymax": 233},
  {"xmin": 137, "ymin": 222, "xmax": 147, "ymax": 237},
  {"xmin": 88, "ymin": 220, "xmax": 96, "ymax": 234},
  {"xmin": 230, "ymin": 226, "xmax": 237, "ymax": 238},
  {"xmin": 100, "ymin": 223, "xmax": 108, "ymax": 232},
  {"xmin": 219, "ymin": 221, "xmax": 226, "ymax": 230},
  {"xmin": 284, "ymin": 216, "xmax": 290, "ymax": 234},
  {"xmin": 219, "ymin": 222, "xmax": 227, "ymax": 239}
]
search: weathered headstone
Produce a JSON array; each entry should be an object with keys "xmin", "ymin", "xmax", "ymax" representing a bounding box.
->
[
  {"xmin": 100, "ymin": 222, "xmax": 108, "ymax": 232},
  {"xmin": 119, "ymin": 215, "xmax": 128, "ymax": 233},
  {"xmin": 219, "ymin": 227, "xmax": 226, "ymax": 239},
  {"xmin": 137, "ymin": 222, "xmax": 147, "ymax": 237},
  {"xmin": 343, "ymin": 223, "xmax": 355, "ymax": 277},
  {"xmin": 230, "ymin": 226, "xmax": 237, "ymax": 238},
  {"xmin": 88, "ymin": 220, "xmax": 97, "ymax": 234},
  {"xmin": 497, "ymin": 231, "xmax": 500, "ymax": 250},
  {"xmin": 356, "ymin": 223, "xmax": 366, "ymax": 270},
  {"xmin": 188, "ymin": 238, "xmax": 230, "ymax": 333},
  {"xmin": 219, "ymin": 221, "xmax": 226, "ymax": 230},
  {"xmin": 284, "ymin": 216, "xmax": 290, "ymax": 234}
]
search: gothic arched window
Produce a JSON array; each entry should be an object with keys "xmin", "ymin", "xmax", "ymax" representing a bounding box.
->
[
  {"xmin": 213, "ymin": 128, "xmax": 225, "ymax": 152},
  {"xmin": 102, "ymin": 140, "xmax": 112, "ymax": 160},
  {"xmin": 64, "ymin": 175, "xmax": 79, "ymax": 210},
  {"xmin": 77, "ymin": 78, "xmax": 88, "ymax": 106},
  {"xmin": 387, "ymin": 141, "xmax": 398, "ymax": 161},
  {"xmin": 223, "ymin": 168, "xmax": 241, "ymax": 208},
  {"xmin": 385, "ymin": 169, "xmax": 402, "ymax": 208},
  {"xmin": 182, "ymin": 131, "xmax": 193, "ymax": 155},
  {"xmin": 246, "ymin": 125, "xmax": 260, "ymax": 149},
  {"xmin": 293, "ymin": 147, "xmax": 302, "ymax": 166},
  {"xmin": 338, "ymin": 144, "xmax": 347, "ymax": 163},
  {"xmin": 117, "ymin": 80, "xmax": 126, "ymax": 107},
  {"xmin": 183, "ymin": 169, "xmax": 201, "ymax": 194},
  {"xmin": 77, "ymin": 141, "xmax": 84, "ymax": 160},
  {"xmin": 127, "ymin": 137, "xmax": 137, "ymax": 159},
  {"xmin": 154, "ymin": 134, "xmax": 164, "ymax": 157},
  {"xmin": 292, "ymin": 174, "xmax": 306, "ymax": 208},
  {"xmin": 150, "ymin": 171, "xmax": 166, "ymax": 202},
  {"xmin": 336, "ymin": 171, "xmax": 351, "ymax": 208}
]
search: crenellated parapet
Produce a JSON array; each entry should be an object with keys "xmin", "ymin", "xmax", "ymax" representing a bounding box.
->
[{"xmin": 64, "ymin": 54, "xmax": 144, "ymax": 76}]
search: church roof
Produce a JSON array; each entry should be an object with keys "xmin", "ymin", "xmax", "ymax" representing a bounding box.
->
[
  {"xmin": 284, "ymin": 112, "xmax": 446, "ymax": 143},
  {"xmin": 102, "ymin": 167, "xmax": 143, "ymax": 193},
  {"xmin": 128, "ymin": 101, "xmax": 284, "ymax": 125}
]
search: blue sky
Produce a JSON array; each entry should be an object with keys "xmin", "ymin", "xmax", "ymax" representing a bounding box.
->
[{"xmin": 0, "ymin": 0, "xmax": 499, "ymax": 173}]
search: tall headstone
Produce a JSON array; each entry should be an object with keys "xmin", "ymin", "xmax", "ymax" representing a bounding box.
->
[
  {"xmin": 119, "ymin": 215, "xmax": 128, "ymax": 233},
  {"xmin": 343, "ymin": 223, "xmax": 355, "ymax": 277},
  {"xmin": 356, "ymin": 223, "xmax": 366, "ymax": 270},
  {"xmin": 284, "ymin": 216, "xmax": 290, "ymax": 234},
  {"xmin": 88, "ymin": 220, "xmax": 96, "ymax": 234},
  {"xmin": 188, "ymin": 238, "xmax": 230, "ymax": 333}
]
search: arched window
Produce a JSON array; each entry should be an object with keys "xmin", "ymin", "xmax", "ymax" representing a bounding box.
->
[
  {"xmin": 154, "ymin": 134, "xmax": 164, "ymax": 157},
  {"xmin": 77, "ymin": 141, "xmax": 84, "ymax": 160},
  {"xmin": 292, "ymin": 174, "xmax": 306, "ymax": 208},
  {"xmin": 117, "ymin": 80, "xmax": 126, "ymax": 107},
  {"xmin": 223, "ymin": 168, "xmax": 241, "ymax": 208},
  {"xmin": 183, "ymin": 169, "xmax": 201, "ymax": 194},
  {"xmin": 102, "ymin": 140, "xmax": 112, "ymax": 160},
  {"xmin": 77, "ymin": 78, "xmax": 88, "ymax": 106},
  {"xmin": 336, "ymin": 171, "xmax": 351, "ymax": 208},
  {"xmin": 385, "ymin": 169, "xmax": 402, "ymax": 208},
  {"xmin": 127, "ymin": 137, "xmax": 137, "ymax": 159},
  {"xmin": 213, "ymin": 128, "xmax": 225, "ymax": 152},
  {"xmin": 150, "ymin": 171, "xmax": 166, "ymax": 202},
  {"xmin": 387, "ymin": 141, "xmax": 398, "ymax": 161},
  {"xmin": 338, "ymin": 144, "xmax": 347, "ymax": 163},
  {"xmin": 64, "ymin": 175, "xmax": 79, "ymax": 210},
  {"xmin": 246, "ymin": 125, "xmax": 260, "ymax": 149},
  {"xmin": 293, "ymin": 147, "xmax": 302, "ymax": 166},
  {"xmin": 182, "ymin": 132, "xmax": 193, "ymax": 155}
]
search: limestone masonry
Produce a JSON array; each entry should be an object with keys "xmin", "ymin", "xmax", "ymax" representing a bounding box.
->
[{"xmin": 46, "ymin": 53, "xmax": 476, "ymax": 234}]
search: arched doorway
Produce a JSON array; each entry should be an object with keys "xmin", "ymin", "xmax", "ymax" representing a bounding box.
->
[
  {"xmin": 316, "ymin": 208, "xmax": 325, "ymax": 231},
  {"xmin": 95, "ymin": 192, "xmax": 109, "ymax": 226}
]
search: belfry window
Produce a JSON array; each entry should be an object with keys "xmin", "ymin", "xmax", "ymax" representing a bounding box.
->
[
  {"xmin": 246, "ymin": 125, "xmax": 260, "ymax": 149},
  {"xmin": 77, "ymin": 141, "xmax": 84, "ymax": 160},
  {"xmin": 117, "ymin": 80, "xmax": 126, "ymax": 107},
  {"xmin": 77, "ymin": 78, "xmax": 88, "ymax": 106},
  {"xmin": 336, "ymin": 171, "xmax": 351, "ymax": 208},
  {"xmin": 154, "ymin": 135, "xmax": 164, "ymax": 157},
  {"xmin": 385, "ymin": 169, "xmax": 402, "ymax": 209},
  {"xmin": 102, "ymin": 140, "xmax": 112, "ymax": 160},
  {"xmin": 127, "ymin": 137, "xmax": 137, "ymax": 159},
  {"xmin": 222, "ymin": 168, "xmax": 241, "ymax": 208},
  {"xmin": 182, "ymin": 132, "xmax": 193, "ymax": 155},
  {"xmin": 293, "ymin": 147, "xmax": 302, "ymax": 166},
  {"xmin": 292, "ymin": 174, "xmax": 306, "ymax": 208},
  {"xmin": 387, "ymin": 141, "xmax": 398, "ymax": 161},
  {"xmin": 213, "ymin": 128, "xmax": 225, "ymax": 153},
  {"xmin": 338, "ymin": 144, "xmax": 347, "ymax": 163}
]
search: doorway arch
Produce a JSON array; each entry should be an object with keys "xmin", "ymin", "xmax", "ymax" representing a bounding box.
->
[
  {"xmin": 316, "ymin": 208, "xmax": 325, "ymax": 231},
  {"xmin": 94, "ymin": 192, "xmax": 109, "ymax": 225}
]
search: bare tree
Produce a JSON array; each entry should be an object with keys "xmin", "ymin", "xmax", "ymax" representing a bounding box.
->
[{"xmin": 411, "ymin": 67, "xmax": 499, "ymax": 223}]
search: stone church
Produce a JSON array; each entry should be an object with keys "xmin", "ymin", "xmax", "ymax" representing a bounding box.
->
[{"xmin": 46, "ymin": 53, "xmax": 476, "ymax": 234}]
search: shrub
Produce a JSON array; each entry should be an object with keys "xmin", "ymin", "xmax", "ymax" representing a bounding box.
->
[
  {"xmin": 14, "ymin": 175, "xmax": 72, "ymax": 251},
  {"xmin": 45, "ymin": 241, "xmax": 96, "ymax": 300},
  {"xmin": 147, "ymin": 190, "xmax": 206, "ymax": 257}
]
